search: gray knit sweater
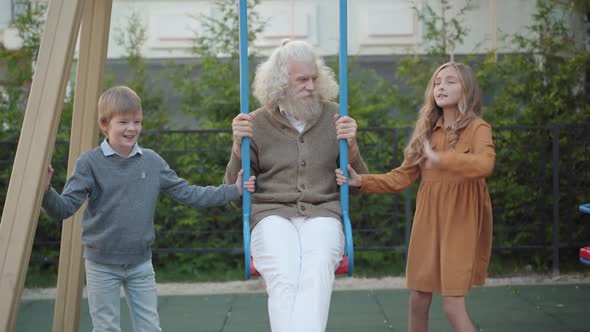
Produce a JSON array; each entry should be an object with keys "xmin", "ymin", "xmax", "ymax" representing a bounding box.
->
[
  {"xmin": 43, "ymin": 146, "xmax": 240, "ymax": 265},
  {"xmin": 224, "ymin": 101, "xmax": 368, "ymax": 228}
]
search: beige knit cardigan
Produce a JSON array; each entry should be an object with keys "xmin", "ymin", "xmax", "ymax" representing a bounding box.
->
[{"xmin": 224, "ymin": 101, "xmax": 368, "ymax": 228}]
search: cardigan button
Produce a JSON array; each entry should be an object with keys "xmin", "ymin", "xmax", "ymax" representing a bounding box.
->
[
  {"xmin": 298, "ymin": 137, "xmax": 304, "ymax": 143},
  {"xmin": 300, "ymin": 160, "xmax": 306, "ymax": 167}
]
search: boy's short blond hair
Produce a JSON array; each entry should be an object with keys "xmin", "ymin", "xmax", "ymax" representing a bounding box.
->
[{"xmin": 98, "ymin": 86, "xmax": 142, "ymax": 135}]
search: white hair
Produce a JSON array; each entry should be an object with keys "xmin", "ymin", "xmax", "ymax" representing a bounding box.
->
[{"xmin": 252, "ymin": 40, "xmax": 339, "ymax": 108}]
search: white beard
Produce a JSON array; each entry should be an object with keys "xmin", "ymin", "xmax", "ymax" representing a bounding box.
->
[{"xmin": 280, "ymin": 89, "xmax": 322, "ymax": 124}]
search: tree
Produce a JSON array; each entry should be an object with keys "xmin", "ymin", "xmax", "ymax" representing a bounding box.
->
[
  {"xmin": 478, "ymin": 0, "xmax": 590, "ymax": 125},
  {"xmin": 169, "ymin": 0, "xmax": 265, "ymax": 128},
  {"xmin": 113, "ymin": 9, "xmax": 169, "ymax": 129},
  {"xmin": 387, "ymin": 0, "xmax": 476, "ymax": 126},
  {"xmin": 0, "ymin": 0, "xmax": 47, "ymax": 138}
]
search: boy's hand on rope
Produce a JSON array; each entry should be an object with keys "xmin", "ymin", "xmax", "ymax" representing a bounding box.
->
[{"xmin": 236, "ymin": 169, "xmax": 256, "ymax": 196}]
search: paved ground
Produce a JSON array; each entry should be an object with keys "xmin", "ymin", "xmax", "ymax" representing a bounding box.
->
[{"xmin": 16, "ymin": 279, "xmax": 590, "ymax": 331}]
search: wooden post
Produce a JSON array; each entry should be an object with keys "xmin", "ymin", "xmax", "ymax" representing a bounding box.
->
[
  {"xmin": 0, "ymin": 0, "xmax": 85, "ymax": 330},
  {"xmin": 52, "ymin": 0, "xmax": 113, "ymax": 331}
]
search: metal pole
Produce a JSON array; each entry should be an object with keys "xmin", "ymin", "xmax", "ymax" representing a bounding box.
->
[
  {"xmin": 551, "ymin": 125, "xmax": 560, "ymax": 277},
  {"xmin": 490, "ymin": 0, "xmax": 497, "ymax": 61}
]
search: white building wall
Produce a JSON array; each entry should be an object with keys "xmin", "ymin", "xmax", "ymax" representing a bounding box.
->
[
  {"xmin": 0, "ymin": 0, "xmax": 13, "ymax": 45},
  {"xmin": 109, "ymin": 1, "xmax": 213, "ymax": 58},
  {"xmin": 107, "ymin": 0, "xmax": 540, "ymax": 59},
  {"xmin": 0, "ymin": 0, "xmax": 559, "ymax": 58},
  {"xmin": 0, "ymin": 0, "xmax": 11, "ymax": 28},
  {"xmin": 452, "ymin": 0, "xmax": 538, "ymax": 54}
]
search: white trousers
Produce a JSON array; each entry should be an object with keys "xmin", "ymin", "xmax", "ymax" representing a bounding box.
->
[{"xmin": 251, "ymin": 215, "xmax": 344, "ymax": 332}]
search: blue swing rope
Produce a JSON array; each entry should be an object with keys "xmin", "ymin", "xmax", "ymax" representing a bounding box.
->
[
  {"xmin": 338, "ymin": 0, "xmax": 354, "ymax": 276},
  {"xmin": 238, "ymin": 0, "xmax": 252, "ymax": 279},
  {"xmin": 238, "ymin": 0, "xmax": 354, "ymax": 279}
]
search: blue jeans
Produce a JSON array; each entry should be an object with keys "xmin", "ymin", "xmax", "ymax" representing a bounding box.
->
[{"xmin": 85, "ymin": 259, "xmax": 161, "ymax": 332}]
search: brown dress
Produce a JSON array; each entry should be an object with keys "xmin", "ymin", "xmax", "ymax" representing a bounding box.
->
[{"xmin": 361, "ymin": 117, "xmax": 495, "ymax": 296}]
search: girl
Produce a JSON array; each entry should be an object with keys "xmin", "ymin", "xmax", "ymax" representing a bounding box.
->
[{"xmin": 336, "ymin": 62, "xmax": 495, "ymax": 332}]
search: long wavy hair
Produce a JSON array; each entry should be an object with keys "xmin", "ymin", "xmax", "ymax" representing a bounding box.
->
[
  {"xmin": 404, "ymin": 62, "xmax": 482, "ymax": 165},
  {"xmin": 253, "ymin": 40, "xmax": 339, "ymax": 108}
]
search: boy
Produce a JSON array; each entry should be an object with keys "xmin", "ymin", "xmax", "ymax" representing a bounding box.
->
[{"xmin": 42, "ymin": 86, "xmax": 255, "ymax": 331}]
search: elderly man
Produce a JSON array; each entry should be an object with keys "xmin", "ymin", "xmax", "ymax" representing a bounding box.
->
[{"xmin": 224, "ymin": 40, "xmax": 368, "ymax": 332}]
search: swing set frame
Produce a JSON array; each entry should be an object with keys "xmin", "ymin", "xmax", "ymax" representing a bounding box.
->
[{"xmin": 0, "ymin": 1, "xmax": 355, "ymax": 331}]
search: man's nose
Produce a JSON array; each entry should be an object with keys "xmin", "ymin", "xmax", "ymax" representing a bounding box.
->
[{"xmin": 305, "ymin": 80, "xmax": 315, "ymax": 91}]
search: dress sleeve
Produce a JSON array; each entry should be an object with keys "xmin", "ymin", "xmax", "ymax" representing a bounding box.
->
[
  {"xmin": 437, "ymin": 123, "xmax": 495, "ymax": 178},
  {"xmin": 360, "ymin": 158, "xmax": 420, "ymax": 193}
]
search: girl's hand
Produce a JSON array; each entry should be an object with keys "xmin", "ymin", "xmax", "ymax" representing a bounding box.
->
[
  {"xmin": 46, "ymin": 164, "xmax": 54, "ymax": 191},
  {"xmin": 423, "ymin": 140, "xmax": 440, "ymax": 167},
  {"xmin": 236, "ymin": 169, "xmax": 256, "ymax": 196},
  {"xmin": 335, "ymin": 164, "xmax": 362, "ymax": 187}
]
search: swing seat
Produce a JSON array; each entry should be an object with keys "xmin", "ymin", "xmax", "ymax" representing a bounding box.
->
[
  {"xmin": 579, "ymin": 203, "xmax": 590, "ymax": 266},
  {"xmin": 580, "ymin": 247, "xmax": 590, "ymax": 266},
  {"xmin": 245, "ymin": 214, "xmax": 354, "ymax": 279},
  {"xmin": 250, "ymin": 255, "xmax": 350, "ymax": 277}
]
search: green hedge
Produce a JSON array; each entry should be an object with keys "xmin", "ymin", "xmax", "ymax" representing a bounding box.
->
[{"xmin": 2, "ymin": 123, "xmax": 588, "ymax": 278}]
